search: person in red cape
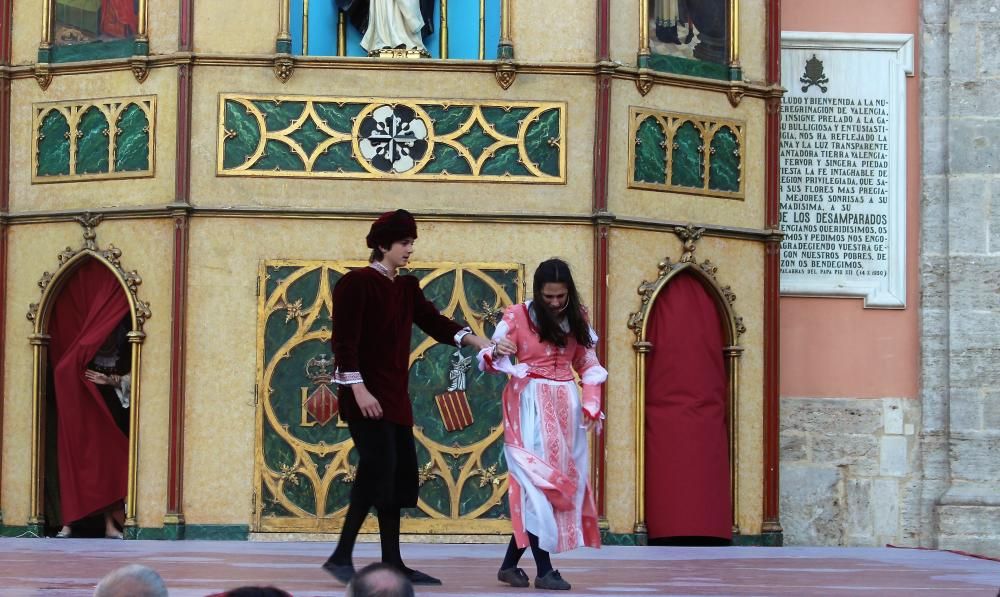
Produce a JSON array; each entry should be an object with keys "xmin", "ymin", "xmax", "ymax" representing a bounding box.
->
[
  {"xmin": 321, "ymin": 209, "xmax": 514, "ymax": 587},
  {"xmin": 100, "ymin": 0, "xmax": 139, "ymax": 39},
  {"xmin": 48, "ymin": 259, "xmax": 131, "ymax": 539}
]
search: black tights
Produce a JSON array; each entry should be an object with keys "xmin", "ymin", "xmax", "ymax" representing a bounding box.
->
[
  {"xmin": 327, "ymin": 494, "xmax": 405, "ymax": 569},
  {"xmin": 500, "ymin": 532, "xmax": 553, "ymax": 577}
]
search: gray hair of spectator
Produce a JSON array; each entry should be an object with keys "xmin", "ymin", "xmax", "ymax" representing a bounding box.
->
[
  {"xmin": 346, "ymin": 563, "xmax": 415, "ymax": 597},
  {"xmin": 94, "ymin": 564, "xmax": 168, "ymax": 597}
]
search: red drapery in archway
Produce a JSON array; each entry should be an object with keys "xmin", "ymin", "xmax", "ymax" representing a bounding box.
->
[
  {"xmin": 47, "ymin": 258, "xmax": 130, "ymax": 524},
  {"xmin": 644, "ymin": 271, "xmax": 731, "ymax": 540}
]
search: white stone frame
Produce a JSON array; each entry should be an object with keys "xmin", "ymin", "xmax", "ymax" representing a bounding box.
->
[{"xmin": 779, "ymin": 32, "xmax": 914, "ymax": 308}]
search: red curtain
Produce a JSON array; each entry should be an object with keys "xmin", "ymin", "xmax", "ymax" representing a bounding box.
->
[
  {"xmin": 644, "ymin": 271, "xmax": 731, "ymax": 540},
  {"xmin": 47, "ymin": 258, "xmax": 130, "ymax": 524},
  {"xmin": 100, "ymin": 0, "xmax": 138, "ymax": 38}
]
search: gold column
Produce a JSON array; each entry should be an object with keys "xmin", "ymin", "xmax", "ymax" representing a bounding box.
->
[
  {"xmin": 500, "ymin": 0, "xmax": 511, "ymax": 43},
  {"xmin": 440, "ymin": 0, "xmax": 449, "ymax": 59},
  {"xmin": 633, "ymin": 340, "xmax": 652, "ymax": 534},
  {"xmin": 302, "ymin": 0, "xmax": 310, "ymax": 55},
  {"xmin": 28, "ymin": 333, "xmax": 50, "ymax": 526},
  {"xmin": 124, "ymin": 331, "xmax": 145, "ymax": 530},
  {"xmin": 277, "ymin": 0, "xmax": 292, "ymax": 50},
  {"xmin": 338, "ymin": 11, "xmax": 347, "ymax": 56},
  {"xmin": 729, "ymin": 0, "xmax": 740, "ymax": 69},
  {"xmin": 40, "ymin": 0, "xmax": 52, "ymax": 52},
  {"xmin": 478, "ymin": 0, "xmax": 486, "ymax": 60},
  {"xmin": 725, "ymin": 345, "xmax": 743, "ymax": 535},
  {"xmin": 136, "ymin": 0, "xmax": 148, "ymax": 43},
  {"xmin": 638, "ymin": 0, "xmax": 651, "ymax": 59}
]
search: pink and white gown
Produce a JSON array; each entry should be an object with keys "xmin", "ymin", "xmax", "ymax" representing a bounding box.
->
[{"xmin": 478, "ymin": 302, "xmax": 607, "ymax": 554}]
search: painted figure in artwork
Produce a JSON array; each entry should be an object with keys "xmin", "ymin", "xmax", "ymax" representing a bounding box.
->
[
  {"xmin": 338, "ymin": 0, "xmax": 436, "ymax": 56},
  {"xmin": 54, "ymin": 0, "xmax": 138, "ymax": 44},
  {"xmin": 649, "ymin": 0, "xmax": 728, "ymax": 65}
]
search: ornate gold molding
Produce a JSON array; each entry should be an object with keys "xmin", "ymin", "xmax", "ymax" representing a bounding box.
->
[{"xmin": 26, "ymin": 213, "xmax": 151, "ymax": 532}]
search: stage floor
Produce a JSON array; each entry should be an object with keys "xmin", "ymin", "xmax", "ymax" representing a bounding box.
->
[{"xmin": 1, "ymin": 538, "xmax": 998, "ymax": 596}]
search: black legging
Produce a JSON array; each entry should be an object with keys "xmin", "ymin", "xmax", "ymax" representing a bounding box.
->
[{"xmin": 500, "ymin": 532, "xmax": 553, "ymax": 577}]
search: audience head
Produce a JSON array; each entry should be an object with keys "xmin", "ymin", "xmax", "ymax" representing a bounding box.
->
[
  {"xmin": 346, "ymin": 563, "xmax": 415, "ymax": 597},
  {"xmin": 93, "ymin": 564, "xmax": 167, "ymax": 597}
]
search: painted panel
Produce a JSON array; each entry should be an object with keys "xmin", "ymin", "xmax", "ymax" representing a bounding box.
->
[
  {"xmin": 219, "ymin": 95, "xmax": 565, "ymax": 184},
  {"xmin": 629, "ymin": 107, "xmax": 744, "ymax": 200},
  {"xmin": 255, "ymin": 260, "xmax": 523, "ymax": 533},
  {"xmin": 32, "ymin": 96, "xmax": 155, "ymax": 184}
]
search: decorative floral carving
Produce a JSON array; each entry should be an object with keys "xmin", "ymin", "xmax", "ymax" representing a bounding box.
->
[
  {"xmin": 29, "ymin": 214, "xmax": 152, "ymax": 330},
  {"xmin": 130, "ymin": 56, "xmax": 149, "ymax": 84},
  {"xmin": 495, "ymin": 61, "xmax": 516, "ymax": 90},
  {"xmin": 674, "ymin": 224, "xmax": 705, "ymax": 263},
  {"xmin": 636, "ymin": 72, "xmax": 653, "ymax": 96},
  {"xmin": 273, "ymin": 55, "xmax": 294, "ymax": 83}
]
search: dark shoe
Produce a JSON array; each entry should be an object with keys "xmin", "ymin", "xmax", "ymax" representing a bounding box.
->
[
  {"xmin": 321, "ymin": 560, "xmax": 355, "ymax": 585},
  {"xmin": 497, "ymin": 567, "xmax": 530, "ymax": 587},
  {"xmin": 403, "ymin": 567, "xmax": 442, "ymax": 585},
  {"xmin": 535, "ymin": 569, "xmax": 571, "ymax": 591}
]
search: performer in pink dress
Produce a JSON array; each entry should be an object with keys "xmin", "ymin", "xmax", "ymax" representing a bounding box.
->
[{"xmin": 479, "ymin": 258, "xmax": 606, "ymax": 591}]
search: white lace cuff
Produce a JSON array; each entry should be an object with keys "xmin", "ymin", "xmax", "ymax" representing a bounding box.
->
[
  {"xmin": 454, "ymin": 327, "xmax": 472, "ymax": 347},
  {"xmin": 334, "ymin": 370, "xmax": 363, "ymax": 385}
]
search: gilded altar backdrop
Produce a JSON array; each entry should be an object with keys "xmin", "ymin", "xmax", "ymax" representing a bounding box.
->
[{"xmin": 0, "ymin": 0, "xmax": 776, "ymax": 544}]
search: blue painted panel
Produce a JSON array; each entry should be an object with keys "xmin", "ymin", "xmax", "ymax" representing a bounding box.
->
[
  {"xmin": 291, "ymin": 0, "xmax": 304, "ymax": 54},
  {"xmin": 484, "ymin": 0, "xmax": 500, "ymax": 60},
  {"xmin": 447, "ymin": 0, "xmax": 479, "ymax": 59},
  {"xmin": 345, "ymin": 13, "xmax": 366, "ymax": 57},
  {"xmin": 423, "ymin": 0, "xmax": 441, "ymax": 59},
  {"xmin": 308, "ymin": 0, "xmax": 338, "ymax": 56}
]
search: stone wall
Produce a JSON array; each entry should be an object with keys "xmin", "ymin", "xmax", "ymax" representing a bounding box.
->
[
  {"xmin": 921, "ymin": 0, "xmax": 1000, "ymax": 557},
  {"xmin": 780, "ymin": 397, "xmax": 921, "ymax": 546}
]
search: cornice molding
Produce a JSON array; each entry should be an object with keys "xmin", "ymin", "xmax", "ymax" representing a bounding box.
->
[
  {"xmin": 4, "ymin": 206, "xmax": 778, "ymax": 242},
  {"xmin": 4, "ymin": 52, "xmax": 781, "ymax": 99}
]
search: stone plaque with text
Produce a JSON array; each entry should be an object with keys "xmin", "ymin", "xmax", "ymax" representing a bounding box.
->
[{"xmin": 779, "ymin": 33, "xmax": 913, "ymax": 308}]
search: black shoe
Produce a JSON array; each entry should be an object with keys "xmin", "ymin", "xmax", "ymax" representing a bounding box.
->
[
  {"xmin": 321, "ymin": 560, "xmax": 355, "ymax": 585},
  {"xmin": 497, "ymin": 567, "xmax": 530, "ymax": 587},
  {"xmin": 403, "ymin": 567, "xmax": 442, "ymax": 585},
  {"xmin": 535, "ymin": 569, "xmax": 571, "ymax": 591}
]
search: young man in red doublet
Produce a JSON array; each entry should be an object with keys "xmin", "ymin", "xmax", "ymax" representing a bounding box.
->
[{"xmin": 321, "ymin": 209, "xmax": 514, "ymax": 586}]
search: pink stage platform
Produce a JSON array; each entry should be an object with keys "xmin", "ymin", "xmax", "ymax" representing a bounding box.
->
[{"xmin": 0, "ymin": 538, "xmax": 998, "ymax": 596}]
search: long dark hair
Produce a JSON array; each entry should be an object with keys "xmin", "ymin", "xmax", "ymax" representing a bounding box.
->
[{"xmin": 530, "ymin": 258, "xmax": 593, "ymax": 349}]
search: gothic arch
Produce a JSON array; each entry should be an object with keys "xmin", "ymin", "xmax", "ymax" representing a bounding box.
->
[
  {"xmin": 627, "ymin": 225, "xmax": 745, "ymax": 539},
  {"xmin": 25, "ymin": 213, "xmax": 151, "ymax": 535}
]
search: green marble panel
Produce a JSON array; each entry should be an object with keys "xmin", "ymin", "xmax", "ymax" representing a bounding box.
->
[
  {"xmin": 634, "ymin": 117, "xmax": 666, "ymax": 184},
  {"xmin": 423, "ymin": 105, "xmax": 474, "ymax": 135},
  {"xmin": 252, "ymin": 100, "xmax": 306, "ymax": 131},
  {"xmin": 456, "ymin": 120, "xmax": 497, "ymax": 161},
  {"xmin": 313, "ymin": 142, "xmax": 366, "ymax": 173},
  {"xmin": 114, "ymin": 103, "xmax": 149, "ymax": 172},
  {"xmin": 523, "ymin": 108, "xmax": 560, "ymax": 176},
  {"xmin": 313, "ymin": 102, "xmax": 365, "ymax": 134},
  {"xmin": 75, "ymin": 107, "xmax": 109, "ymax": 175},
  {"xmin": 223, "ymin": 100, "xmax": 263, "ymax": 171},
  {"xmin": 422, "ymin": 144, "xmax": 472, "ymax": 175},
  {"xmin": 183, "ymin": 525, "xmax": 250, "ymax": 540},
  {"xmin": 649, "ymin": 54, "xmax": 729, "ymax": 81},
  {"xmin": 261, "ymin": 483, "xmax": 294, "ymax": 518},
  {"xmin": 480, "ymin": 145, "xmax": 530, "ymax": 177},
  {"xmin": 50, "ymin": 38, "xmax": 133, "ymax": 63},
  {"xmin": 709, "ymin": 126, "xmax": 740, "ymax": 192},
  {"xmin": 250, "ymin": 140, "xmax": 306, "ymax": 172},
  {"xmin": 37, "ymin": 110, "xmax": 71, "ymax": 177},
  {"xmin": 288, "ymin": 114, "xmax": 331, "ymax": 158},
  {"xmin": 481, "ymin": 107, "xmax": 534, "ymax": 138},
  {"xmin": 671, "ymin": 121, "xmax": 704, "ymax": 188}
]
